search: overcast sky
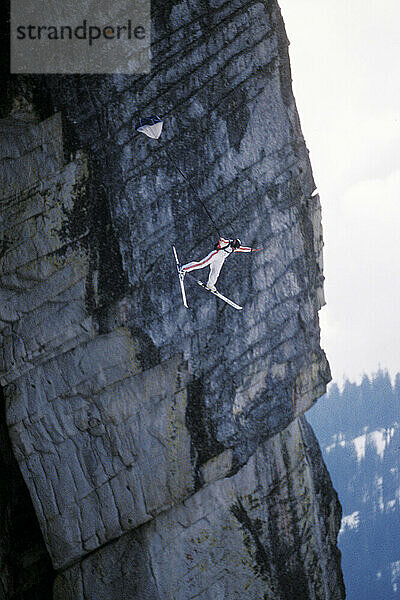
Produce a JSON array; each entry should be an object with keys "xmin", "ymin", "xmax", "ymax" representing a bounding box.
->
[{"xmin": 278, "ymin": 0, "xmax": 400, "ymax": 384}]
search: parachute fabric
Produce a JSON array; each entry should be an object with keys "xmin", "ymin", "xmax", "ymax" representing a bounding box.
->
[{"xmin": 136, "ymin": 115, "xmax": 163, "ymax": 139}]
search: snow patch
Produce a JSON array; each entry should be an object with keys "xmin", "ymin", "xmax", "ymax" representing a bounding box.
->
[
  {"xmin": 351, "ymin": 423, "xmax": 398, "ymax": 462},
  {"xmin": 326, "ymin": 432, "xmax": 346, "ymax": 453},
  {"xmin": 370, "ymin": 426, "xmax": 397, "ymax": 459},
  {"xmin": 353, "ymin": 434, "xmax": 367, "ymax": 462},
  {"xmin": 339, "ymin": 511, "xmax": 360, "ymax": 535},
  {"xmin": 375, "ymin": 476, "xmax": 384, "ymax": 512},
  {"xmin": 325, "ymin": 424, "xmax": 398, "ymax": 461},
  {"xmin": 391, "ymin": 560, "xmax": 400, "ymax": 593},
  {"xmin": 370, "ymin": 430, "xmax": 387, "ymax": 459},
  {"xmin": 386, "ymin": 499, "xmax": 396, "ymax": 511},
  {"xmin": 361, "ymin": 490, "xmax": 369, "ymax": 504}
]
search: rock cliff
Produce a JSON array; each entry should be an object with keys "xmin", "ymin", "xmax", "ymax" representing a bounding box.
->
[{"xmin": 1, "ymin": 0, "xmax": 344, "ymax": 598}]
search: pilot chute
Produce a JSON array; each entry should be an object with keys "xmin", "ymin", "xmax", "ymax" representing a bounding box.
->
[{"xmin": 136, "ymin": 115, "xmax": 163, "ymax": 139}]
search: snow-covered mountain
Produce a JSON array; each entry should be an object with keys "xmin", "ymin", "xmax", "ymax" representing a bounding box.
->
[{"xmin": 307, "ymin": 371, "xmax": 400, "ymax": 600}]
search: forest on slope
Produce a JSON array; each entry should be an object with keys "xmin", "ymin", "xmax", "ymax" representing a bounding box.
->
[{"xmin": 307, "ymin": 371, "xmax": 400, "ymax": 600}]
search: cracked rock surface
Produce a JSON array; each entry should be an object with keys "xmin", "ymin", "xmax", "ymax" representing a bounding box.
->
[
  {"xmin": 53, "ymin": 418, "xmax": 343, "ymax": 600},
  {"xmin": 1, "ymin": 0, "xmax": 344, "ymax": 598}
]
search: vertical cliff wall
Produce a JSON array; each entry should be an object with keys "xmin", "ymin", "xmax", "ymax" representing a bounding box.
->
[{"xmin": 1, "ymin": 0, "xmax": 344, "ymax": 598}]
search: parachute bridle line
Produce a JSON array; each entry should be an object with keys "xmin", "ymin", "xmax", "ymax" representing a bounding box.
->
[
  {"xmin": 156, "ymin": 139, "xmax": 221, "ymax": 238},
  {"xmin": 136, "ymin": 115, "xmax": 221, "ymax": 238}
]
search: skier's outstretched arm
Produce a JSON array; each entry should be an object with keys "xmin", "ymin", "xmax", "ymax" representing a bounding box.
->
[{"xmin": 235, "ymin": 245, "xmax": 263, "ymax": 253}]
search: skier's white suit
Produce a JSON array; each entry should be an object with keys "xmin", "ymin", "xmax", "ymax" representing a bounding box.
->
[{"xmin": 181, "ymin": 237, "xmax": 253, "ymax": 289}]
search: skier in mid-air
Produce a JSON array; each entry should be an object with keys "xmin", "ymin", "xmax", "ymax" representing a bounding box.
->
[
  {"xmin": 136, "ymin": 116, "xmax": 263, "ymax": 309},
  {"xmin": 179, "ymin": 237, "xmax": 261, "ymax": 292}
]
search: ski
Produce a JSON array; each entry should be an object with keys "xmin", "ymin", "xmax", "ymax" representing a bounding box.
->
[
  {"xmin": 172, "ymin": 246, "xmax": 188, "ymax": 308},
  {"xmin": 194, "ymin": 279, "xmax": 243, "ymax": 310}
]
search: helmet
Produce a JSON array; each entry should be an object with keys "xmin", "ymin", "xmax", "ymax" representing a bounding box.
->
[{"xmin": 231, "ymin": 238, "xmax": 241, "ymax": 249}]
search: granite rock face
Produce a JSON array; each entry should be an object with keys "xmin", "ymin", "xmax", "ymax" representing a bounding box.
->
[
  {"xmin": 54, "ymin": 418, "xmax": 342, "ymax": 600},
  {"xmin": 1, "ymin": 0, "xmax": 343, "ymax": 598}
]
